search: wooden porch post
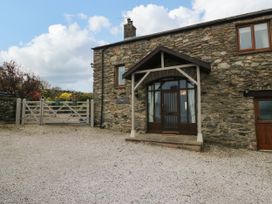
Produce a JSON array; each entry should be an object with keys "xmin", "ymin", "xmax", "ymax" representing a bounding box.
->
[
  {"xmin": 40, "ymin": 99, "xmax": 44, "ymax": 125},
  {"xmin": 91, "ymin": 99, "xmax": 94, "ymax": 127},
  {"xmin": 16, "ymin": 98, "xmax": 21, "ymax": 126},
  {"xmin": 196, "ymin": 66, "xmax": 203, "ymax": 143},
  {"xmin": 21, "ymin": 99, "xmax": 26, "ymax": 125},
  {"xmin": 130, "ymin": 73, "xmax": 136, "ymax": 137},
  {"xmin": 86, "ymin": 99, "xmax": 90, "ymax": 124},
  {"xmin": 161, "ymin": 52, "xmax": 165, "ymax": 68}
]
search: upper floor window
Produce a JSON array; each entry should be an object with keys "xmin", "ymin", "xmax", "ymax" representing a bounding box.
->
[
  {"xmin": 237, "ymin": 22, "xmax": 271, "ymax": 52},
  {"xmin": 115, "ymin": 65, "xmax": 125, "ymax": 87}
]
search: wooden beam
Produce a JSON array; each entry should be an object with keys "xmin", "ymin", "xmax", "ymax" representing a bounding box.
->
[
  {"xmin": 131, "ymin": 74, "xmax": 136, "ymax": 137},
  {"xmin": 161, "ymin": 52, "xmax": 165, "ymax": 68},
  {"xmin": 196, "ymin": 65, "xmax": 203, "ymax": 143},
  {"xmin": 134, "ymin": 71, "xmax": 150, "ymax": 90},
  {"xmin": 91, "ymin": 99, "xmax": 94, "ymax": 127},
  {"xmin": 40, "ymin": 99, "xmax": 44, "ymax": 125},
  {"xmin": 15, "ymin": 98, "xmax": 21, "ymax": 126},
  {"xmin": 135, "ymin": 64, "xmax": 195, "ymax": 74},
  {"xmin": 86, "ymin": 99, "xmax": 90, "ymax": 124},
  {"xmin": 176, "ymin": 68, "xmax": 198, "ymax": 85},
  {"xmin": 21, "ymin": 99, "xmax": 26, "ymax": 125}
]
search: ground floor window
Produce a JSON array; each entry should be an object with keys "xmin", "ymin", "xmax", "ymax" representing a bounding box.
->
[{"xmin": 147, "ymin": 77, "xmax": 197, "ymax": 134}]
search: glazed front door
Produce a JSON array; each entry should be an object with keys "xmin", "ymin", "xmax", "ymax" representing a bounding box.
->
[
  {"xmin": 162, "ymin": 90, "xmax": 179, "ymax": 132},
  {"xmin": 255, "ymin": 98, "xmax": 272, "ymax": 150},
  {"xmin": 147, "ymin": 78, "xmax": 197, "ymax": 135}
]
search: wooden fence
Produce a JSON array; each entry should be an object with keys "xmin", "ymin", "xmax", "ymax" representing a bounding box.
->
[{"xmin": 16, "ymin": 99, "xmax": 94, "ymax": 126}]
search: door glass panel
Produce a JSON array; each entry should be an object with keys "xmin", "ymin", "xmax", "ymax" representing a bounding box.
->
[
  {"xmin": 148, "ymin": 78, "xmax": 197, "ymax": 131},
  {"xmin": 239, "ymin": 26, "xmax": 252, "ymax": 50},
  {"xmin": 254, "ymin": 23, "xmax": 269, "ymax": 49},
  {"xmin": 163, "ymin": 92, "xmax": 178, "ymax": 129},
  {"xmin": 162, "ymin": 80, "xmax": 178, "ymax": 90},
  {"xmin": 188, "ymin": 81, "xmax": 194, "ymax": 88},
  {"xmin": 180, "ymin": 90, "xmax": 188, "ymax": 123},
  {"xmin": 259, "ymin": 100, "xmax": 272, "ymax": 120},
  {"xmin": 154, "ymin": 91, "xmax": 161, "ymax": 122},
  {"xmin": 154, "ymin": 83, "xmax": 161, "ymax": 91},
  {"xmin": 163, "ymin": 92, "xmax": 177, "ymax": 112},
  {"xmin": 179, "ymin": 80, "xmax": 186, "ymax": 88},
  {"xmin": 188, "ymin": 89, "xmax": 196, "ymax": 123},
  {"xmin": 148, "ymin": 92, "xmax": 154, "ymax": 122}
]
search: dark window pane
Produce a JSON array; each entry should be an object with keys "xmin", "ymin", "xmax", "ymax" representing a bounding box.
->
[
  {"xmin": 162, "ymin": 80, "xmax": 178, "ymax": 90},
  {"xmin": 154, "ymin": 83, "xmax": 161, "ymax": 91},
  {"xmin": 239, "ymin": 27, "xmax": 252, "ymax": 50},
  {"xmin": 180, "ymin": 90, "xmax": 188, "ymax": 123},
  {"xmin": 254, "ymin": 23, "xmax": 269, "ymax": 49},
  {"xmin": 188, "ymin": 81, "xmax": 194, "ymax": 88},
  {"xmin": 259, "ymin": 100, "xmax": 272, "ymax": 120},
  {"xmin": 179, "ymin": 80, "xmax": 186, "ymax": 88},
  {"xmin": 154, "ymin": 91, "xmax": 161, "ymax": 122}
]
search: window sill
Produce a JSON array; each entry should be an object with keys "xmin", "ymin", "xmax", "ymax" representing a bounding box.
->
[
  {"xmin": 238, "ymin": 48, "xmax": 272, "ymax": 55},
  {"xmin": 115, "ymin": 85, "xmax": 126, "ymax": 90}
]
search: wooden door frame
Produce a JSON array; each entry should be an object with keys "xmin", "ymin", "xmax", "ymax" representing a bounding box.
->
[
  {"xmin": 254, "ymin": 97, "xmax": 272, "ymax": 150},
  {"xmin": 146, "ymin": 77, "xmax": 197, "ymax": 135}
]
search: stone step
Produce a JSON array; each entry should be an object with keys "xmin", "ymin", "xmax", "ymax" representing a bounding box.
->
[{"xmin": 125, "ymin": 134, "xmax": 203, "ymax": 152}]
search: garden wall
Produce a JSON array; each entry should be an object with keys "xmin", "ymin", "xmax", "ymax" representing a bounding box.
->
[{"xmin": 0, "ymin": 92, "xmax": 17, "ymax": 123}]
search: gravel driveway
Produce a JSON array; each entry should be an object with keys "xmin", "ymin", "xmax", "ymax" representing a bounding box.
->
[{"xmin": 0, "ymin": 125, "xmax": 271, "ymax": 204}]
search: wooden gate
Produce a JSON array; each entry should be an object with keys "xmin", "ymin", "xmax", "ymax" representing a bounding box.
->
[{"xmin": 20, "ymin": 99, "xmax": 94, "ymax": 126}]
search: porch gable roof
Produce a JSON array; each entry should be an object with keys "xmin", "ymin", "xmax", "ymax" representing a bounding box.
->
[{"xmin": 123, "ymin": 46, "xmax": 211, "ymax": 80}]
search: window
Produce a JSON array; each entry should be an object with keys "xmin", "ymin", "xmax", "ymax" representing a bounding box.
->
[
  {"xmin": 115, "ymin": 65, "xmax": 125, "ymax": 87},
  {"xmin": 258, "ymin": 100, "xmax": 272, "ymax": 121},
  {"xmin": 237, "ymin": 22, "xmax": 270, "ymax": 52},
  {"xmin": 239, "ymin": 27, "xmax": 252, "ymax": 50},
  {"xmin": 147, "ymin": 78, "xmax": 196, "ymax": 124}
]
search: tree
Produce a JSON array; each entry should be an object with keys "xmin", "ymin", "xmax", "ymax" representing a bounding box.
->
[
  {"xmin": 0, "ymin": 61, "xmax": 23, "ymax": 95},
  {"xmin": 0, "ymin": 61, "xmax": 43, "ymax": 100},
  {"xmin": 21, "ymin": 73, "xmax": 42, "ymax": 100}
]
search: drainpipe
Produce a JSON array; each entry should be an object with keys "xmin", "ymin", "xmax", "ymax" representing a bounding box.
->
[{"xmin": 100, "ymin": 48, "xmax": 106, "ymax": 128}]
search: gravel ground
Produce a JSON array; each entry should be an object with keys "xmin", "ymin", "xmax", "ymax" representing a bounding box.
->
[{"xmin": 0, "ymin": 125, "xmax": 271, "ymax": 204}]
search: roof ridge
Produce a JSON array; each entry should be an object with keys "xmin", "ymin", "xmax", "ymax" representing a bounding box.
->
[{"xmin": 93, "ymin": 8, "xmax": 272, "ymax": 50}]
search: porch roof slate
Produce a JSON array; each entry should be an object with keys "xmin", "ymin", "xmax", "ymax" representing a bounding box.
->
[{"xmin": 123, "ymin": 46, "xmax": 211, "ymax": 80}]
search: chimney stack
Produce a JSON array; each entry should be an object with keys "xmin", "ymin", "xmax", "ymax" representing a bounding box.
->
[{"xmin": 124, "ymin": 18, "xmax": 136, "ymax": 39}]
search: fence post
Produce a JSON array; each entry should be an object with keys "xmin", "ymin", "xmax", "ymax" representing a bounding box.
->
[
  {"xmin": 15, "ymin": 98, "xmax": 21, "ymax": 126},
  {"xmin": 86, "ymin": 99, "xmax": 90, "ymax": 124},
  {"xmin": 91, "ymin": 99, "xmax": 94, "ymax": 128},
  {"xmin": 40, "ymin": 99, "xmax": 44, "ymax": 125},
  {"xmin": 21, "ymin": 99, "xmax": 26, "ymax": 125}
]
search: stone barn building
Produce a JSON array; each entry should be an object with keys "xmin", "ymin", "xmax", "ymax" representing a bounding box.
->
[{"xmin": 92, "ymin": 9, "xmax": 272, "ymax": 151}]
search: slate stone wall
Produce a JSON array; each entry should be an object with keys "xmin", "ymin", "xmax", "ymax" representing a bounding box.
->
[
  {"xmin": 0, "ymin": 95, "xmax": 17, "ymax": 123},
  {"xmin": 93, "ymin": 14, "xmax": 272, "ymax": 149}
]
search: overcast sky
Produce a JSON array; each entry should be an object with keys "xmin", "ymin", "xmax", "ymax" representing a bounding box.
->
[{"xmin": 0, "ymin": 0, "xmax": 271, "ymax": 92}]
